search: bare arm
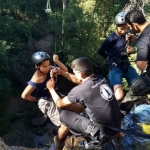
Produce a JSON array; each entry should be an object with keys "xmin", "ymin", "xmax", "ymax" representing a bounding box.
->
[
  {"xmin": 126, "ymin": 45, "xmax": 134, "ymax": 54},
  {"xmin": 21, "ymin": 85, "xmax": 37, "ymax": 102},
  {"xmin": 53, "ymin": 54, "xmax": 68, "ymax": 72},
  {"xmin": 61, "ymin": 70, "xmax": 82, "ymax": 85},
  {"xmin": 127, "ymin": 34, "xmax": 137, "ymax": 42},
  {"xmin": 46, "ymin": 79, "xmax": 72, "ymax": 109},
  {"xmin": 136, "ymin": 61, "xmax": 148, "ymax": 71}
]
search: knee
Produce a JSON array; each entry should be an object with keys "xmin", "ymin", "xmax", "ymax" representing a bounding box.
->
[
  {"xmin": 115, "ymin": 92, "xmax": 124, "ymax": 102},
  {"xmin": 68, "ymin": 103, "xmax": 83, "ymax": 114},
  {"xmin": 114, "ymin": 86, "xmax": 124, "ymax": 102},
  {"xmin": 60, "ymin": 110, "xmax": 68, "ymax": 123}
]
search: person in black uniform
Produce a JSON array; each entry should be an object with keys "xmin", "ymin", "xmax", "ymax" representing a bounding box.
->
[
  {"xmin": 46, "ymin": 57, "xmax": 121, "ymax": 150},
  {"xmin": 125, "ymin": 10, "xmax": 150, "ymax": 95}
]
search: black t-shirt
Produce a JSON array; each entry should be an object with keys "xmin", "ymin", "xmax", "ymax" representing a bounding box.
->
[
  {"xmin": 136, "ymin": 24, "xmax": 150, "ymax": 68},
  {"xmin": 68, "ymin": 74, "xmax": 121, "ymax": 131}
]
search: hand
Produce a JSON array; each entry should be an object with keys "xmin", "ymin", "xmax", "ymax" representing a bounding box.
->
[
  {"xmin": 46, "ymin": 78, "xmax": 55, "ymax": 90},
  {"xmin": 50, "ymin": 67, "xmax": 62, "ymax": 78},
  {"xmin": 126, "ymin": 46, "xmax": 134, "ymax": 54},
  {"xmin": 126, "ymin": 34, "xmax": 137, "ymax": 42},
  {"xmin": 53, "ymin": 54, "xmax": 59, "ymax": 63}
]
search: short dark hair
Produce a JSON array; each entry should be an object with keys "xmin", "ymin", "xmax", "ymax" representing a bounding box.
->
[
  {"xmin": 71, "ymin": 57, "xmax": 93, "ymax": 77},
  {"xmin": 116, "ymin": 24, "xmax": 127, "ymax": 27},
  {"xmin": 36, "ymin": 58, "xmax": 49, "ymax": 66},
  {"xmin": 125, "ymin": 10, "xmax": 146, "ymax": 25}
]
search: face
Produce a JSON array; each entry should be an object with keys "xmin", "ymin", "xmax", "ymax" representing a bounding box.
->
[
  {"xmin": 128, "ymin": 23, "xmax": 140, "ymax": 33},
  {"xmin": 36, "ymin": 60, "xmax": 50, "ymax": 74},
  {"xmin": 116, "ymin": 24, "xmax": 128, "ymax": 35},
  {"xmin": 73, "ymin": 69, "xmax": 82, "ymax": 81}
]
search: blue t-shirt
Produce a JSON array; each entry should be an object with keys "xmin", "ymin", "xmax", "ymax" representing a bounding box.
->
[
  {"xmin": 28, "ymin": 73, "xmax": 51, "ymax": 99},
  {"xmin": 136, "ymin": 24, "xmax": 150, "ymax": 68},
  {"xmin": 98, "ymin": 32, "xmax": 127, "ymax": 58},
  {"xmin": 97, "ymin": 32, "xmax": 129, "ymax": 69}
]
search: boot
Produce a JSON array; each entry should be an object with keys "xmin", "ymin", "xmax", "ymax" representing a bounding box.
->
[
  {"xmin": 79, "ymin": 121, "xmax": 105, "ymax": 149},
  {"xmin": 54, "ymin": 135, "xmax": 64, "ymax": 150}
]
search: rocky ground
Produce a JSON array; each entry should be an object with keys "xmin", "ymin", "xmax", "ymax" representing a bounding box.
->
[
  {"xmin": 1, "ymin": 97, "xmax": 56, "ymax": 150},
  {"xmin": 0, "ymin": 97, "xmax": 116, "ymax": 150},
  {"xmin": 1, "ymin": 95, "xmax": 149, "ymax": 150}
]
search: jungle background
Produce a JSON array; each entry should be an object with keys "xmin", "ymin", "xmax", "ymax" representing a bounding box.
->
[{"xmin": 0, "ymin": 0, "xmax": 150, "ymax": 149}]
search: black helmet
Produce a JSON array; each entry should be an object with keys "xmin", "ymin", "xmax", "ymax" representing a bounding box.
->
[
  {"xmin": 131, "ymin": 76, "xmax": 150, "ymax": 96},
  {"xmin": 114, "ymin": 12, "xmax": 127, "ymax": 25},
  {"xmin": 31, "ymin": 51, "xmax": 50, "ymax": 64}
]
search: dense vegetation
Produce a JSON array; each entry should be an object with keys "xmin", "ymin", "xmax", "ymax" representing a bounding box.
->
[{"xmin": 0, "ymin": 0, "xmax": 150, "ymax": 135}]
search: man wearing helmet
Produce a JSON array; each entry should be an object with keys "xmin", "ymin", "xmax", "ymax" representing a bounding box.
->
[
  {"xmin": 125, "ymin": 10, "xmax": 150, "ymax": 96},
  {"xmin": 97, "ymin": 12, "xmax": 139, "ymax": 104},
  {"xmin": 21, "ymin": 51, "xmax": 82, "ymax": 126}
]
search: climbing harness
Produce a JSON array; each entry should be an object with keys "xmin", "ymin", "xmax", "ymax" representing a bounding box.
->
[
  {"xmin": 79, "ymin": 122, "xmax": 150, "ymax": 150},
  {"xmin": 131, "ymin": 72, "xmax": 150, "ymax": 96}
]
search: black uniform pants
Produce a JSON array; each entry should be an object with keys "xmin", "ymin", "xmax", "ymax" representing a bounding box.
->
[{"xmin": 60, "ymin": 110, "xmax": 90, "ymax": 134}]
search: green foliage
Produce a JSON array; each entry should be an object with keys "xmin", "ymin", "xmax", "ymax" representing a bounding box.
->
[
  {"xmin": 0, "ymin": 41, "xmax": 12, "ymax": 115},
  {"xmin": 0, "ymin": 0, "xmax": 150, "ymax": 100}
]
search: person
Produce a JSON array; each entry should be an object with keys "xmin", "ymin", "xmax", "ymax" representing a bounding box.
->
[
  {"xmin": 21, "ymin": 51, "xmax": 70, "ymax": 126},
  {"xmin": 97, "ymin": 12, "xmax": 139, "ymax": 103},
  {"xmin": 46, "ymin": 57, "xmax": 121, "ymax": 150},
  {"xmin": 125, "ymin": 9, "xmax": 150, "ymax": 96}
]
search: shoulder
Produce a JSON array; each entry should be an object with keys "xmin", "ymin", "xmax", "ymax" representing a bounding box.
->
[
  {"xmin": 30, "ymin": 71, "xmax": 39, "ymax": 83},
  {"xmin": 144, "ymin": 24, "xmax": 150, "ymax": 32},
  {"xmin": 93, "ymin": 74, "xmax": 106, "ymax": 81},
  {"xmin": 30, "ymin": 71, "xmax": 46, "ymax": 83},
  {"xmin": 70, "ymin": 85, "xmax": 82, "ymax": 93},
  {"xmin": 68, "ymin": 84, "xmax": 84, "ymax": 97},
  {"xmin": 106, "ymin": 32, "xmax": 117, "ymax": 42},
  {"xmin": 138, "ymin": 25, "xmax": 150, "ymax": 41},
  {"xmin": 137, "ymin": 32, "xmax": 150, "ymax": 46}
]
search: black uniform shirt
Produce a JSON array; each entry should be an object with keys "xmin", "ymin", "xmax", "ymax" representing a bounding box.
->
[
  {"xmin": 136, "ymin": 24, "xmax": 150, "ymax": 68},
  {"xmin": 68, "ymin": 74, "xmax": 121, "ymax": 131}
]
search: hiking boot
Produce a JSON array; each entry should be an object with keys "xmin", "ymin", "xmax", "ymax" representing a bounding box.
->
[
  {"xmin": 54, "ymin": 135, "xmax": 64, "ymax": 150},
  {"xmin": 31, "ymin": 114, "xmax": 47, "ymax": 126}
]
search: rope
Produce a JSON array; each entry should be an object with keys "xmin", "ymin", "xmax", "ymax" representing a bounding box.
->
[
  {"xmin": 45, "ymin": 0, "xmax": 52, "ymax": 13},
  {"xmin": 53, "ymin": 0, "xmax": 58, "ymax": 83}
]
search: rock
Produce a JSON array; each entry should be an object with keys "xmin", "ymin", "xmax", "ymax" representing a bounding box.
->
[
  {"xmin": 62, "ymin": 135, "xmax": 116, "ymax": 150},
  {"xmin": 0, "ymin": 137, "xmax": 9, "ymax": 150},
  {"xmin": 34, "ymin": 132, "xmax": 54, "ymax": 147},
  {"xmin": 63, "ymin": 135, "xmax": 85, "ymax": 150}
]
